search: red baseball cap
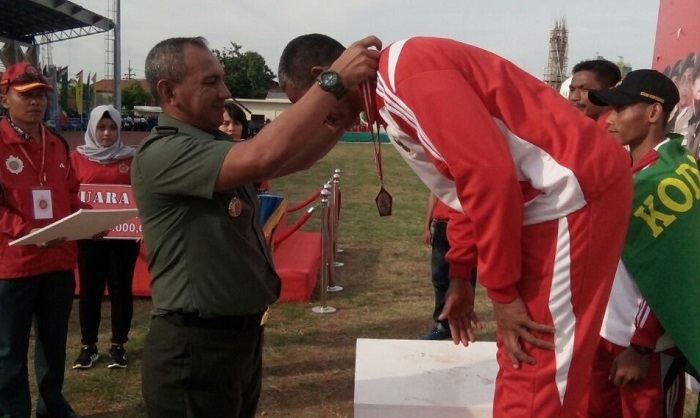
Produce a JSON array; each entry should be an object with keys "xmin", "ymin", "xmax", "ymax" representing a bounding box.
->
[{"xmin": 1, "ymin": 62, "xmax": 53, "ymax": 93}]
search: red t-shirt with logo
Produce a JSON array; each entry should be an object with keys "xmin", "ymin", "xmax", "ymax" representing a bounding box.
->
[{"xmin": 69, "ymin": 152, "xmax": 133, "ymax": 185}]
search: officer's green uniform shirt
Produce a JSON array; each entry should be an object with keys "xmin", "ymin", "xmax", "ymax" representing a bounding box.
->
[{"xmin": 131, "ymin": 114, "xmax": 280, "ymax": 317}]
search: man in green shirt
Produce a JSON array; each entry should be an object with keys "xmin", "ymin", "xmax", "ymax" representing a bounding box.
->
[{"xmin": 133, "ymin": 36, "xmax": 381, "ymax": 418}]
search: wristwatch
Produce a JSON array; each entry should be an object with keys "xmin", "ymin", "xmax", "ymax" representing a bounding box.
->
[
  {"xmin": 629, "ymin": 343, "xmax": 653, "ymax": 355},
  {"xmin": 316, "ymin": 70, "xmax": 346, "ymax": 100}
]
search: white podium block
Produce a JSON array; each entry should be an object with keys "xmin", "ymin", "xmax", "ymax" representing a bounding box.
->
[{"xmin": 354, "ymin": 339, "xmax": 498, "ymax": 418}]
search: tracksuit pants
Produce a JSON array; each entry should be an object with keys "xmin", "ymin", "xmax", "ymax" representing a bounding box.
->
[{"xmin": 493, "ymin": 173, "xmax": 632, "ymax": 418}]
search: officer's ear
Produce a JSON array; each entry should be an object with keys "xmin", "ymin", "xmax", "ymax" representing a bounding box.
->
[
  {"xmin": 156, "ymin": 79, "xmax": 176, "ymax": 105},
  {"xmin": 0, "ymin": 93, "xmax": 8, "ymax": 110}
]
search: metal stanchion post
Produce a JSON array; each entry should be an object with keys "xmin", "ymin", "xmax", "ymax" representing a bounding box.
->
[
  {"xmin": 312, "ymin": 188, "xmax": 336, "ymax": 314},
  {"xmin": 331, "ymin": 171, "xmax": 344, "ymax": 268},
  {"xmin": 333, "ymin": 168, "xmax": 344, "ymax": 254},
  {"xmin": 324, "ymin": 183, "xmax": 343, "ymax": 293}
]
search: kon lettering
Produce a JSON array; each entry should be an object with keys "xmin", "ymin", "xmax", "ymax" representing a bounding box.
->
[
  {"xmin": 79, "ymin": 190, "xmax": 131, "ymax": 205},
  {"xmin": 633, "ymin": 157, "xmax": 700, "ymax": 238}
]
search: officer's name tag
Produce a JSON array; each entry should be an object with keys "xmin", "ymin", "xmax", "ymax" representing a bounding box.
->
[{"xmin": 32, "ymin": 188, "xmax": 53, "ymax": 220}]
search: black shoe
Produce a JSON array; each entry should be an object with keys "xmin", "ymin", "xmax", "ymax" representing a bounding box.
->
[
  {"xmin": 420, "ymin": 324, "xmax": 452, "ymax": 340},
  {"xmin": 72, "ymin": 344, "xmax": 99, "ymax": 369},
  {"xmin": 108, "ymin": 344, "xmax": 127, "ymax": 369}
]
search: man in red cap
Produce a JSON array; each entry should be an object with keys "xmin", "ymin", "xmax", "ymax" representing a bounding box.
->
[{"xmin": 0, "ymin": 62, "xmax": 84, "ymax": 418}]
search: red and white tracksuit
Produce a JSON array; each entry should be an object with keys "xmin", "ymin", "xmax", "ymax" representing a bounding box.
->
[
  {"xmin": 581, "ymin": 146, "xmax": 686, "ymax": 418},
  {"xmin": 374, "ymin": 37, "xmax": 633, "ymax": 417},
  {"xmin": 0, "ymin": 118, "xmax": 82, "ymax": 278}
]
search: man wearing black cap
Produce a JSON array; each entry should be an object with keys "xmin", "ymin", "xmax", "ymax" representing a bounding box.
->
[
  {"xmin": 0, "ymin": 62, "xmax": 84, "ymax": 418},
  {"xmin": 579, "ymin": 70, "xmax": 700, "ymax": 418}
]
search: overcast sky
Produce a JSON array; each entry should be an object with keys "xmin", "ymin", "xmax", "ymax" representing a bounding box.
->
[{"xmin": 47, "ymin": 0, "xmax": 660, "ymax": 84}]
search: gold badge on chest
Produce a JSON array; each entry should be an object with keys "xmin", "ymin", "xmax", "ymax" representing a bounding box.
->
[{"xmin": 228, "ymin": 196, "xmax": 243, "ymax": 218}]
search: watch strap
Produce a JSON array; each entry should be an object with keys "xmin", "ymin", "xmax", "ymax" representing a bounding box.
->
[{"xmin": 629, "ymin": 343, "xmax": 653, "ymax": 355}]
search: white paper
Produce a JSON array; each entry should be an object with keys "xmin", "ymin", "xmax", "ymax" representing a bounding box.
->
[
  {"xmin": 354, "ymin": 339, "xmax": 497, "ymax": 418},
  {"xmin": 9, "ymin": 208, "xmax": 139, "ymax": 246}
]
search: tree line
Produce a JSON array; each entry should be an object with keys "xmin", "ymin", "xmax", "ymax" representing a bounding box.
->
[{"xmin": 119, "ymin": 42, "xmax": 276, "ymax": 111}]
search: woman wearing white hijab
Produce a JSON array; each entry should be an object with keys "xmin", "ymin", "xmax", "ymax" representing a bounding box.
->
[{"xmin": 70, "ymin": 105, "xmax": 139, "ymax": 370}]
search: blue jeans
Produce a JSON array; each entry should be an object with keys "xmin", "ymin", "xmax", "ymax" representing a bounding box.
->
[
  {"xmin": 431, "ymin": 220, "xmax": 477, "ymax": 329},
  {"xmin": 0, "ymin": 271, "xmax": 75, "ymax": 418}
]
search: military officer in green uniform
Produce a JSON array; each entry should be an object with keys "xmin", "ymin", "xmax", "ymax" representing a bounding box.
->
[{"xmin": 133, "ymin": 36, "xmax": 381, "ymax": 418}]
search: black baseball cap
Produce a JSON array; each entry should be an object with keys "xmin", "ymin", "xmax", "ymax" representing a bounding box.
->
[{"xmin": 588, "ymin": 69, "xmax": 680, "ymax": 113}]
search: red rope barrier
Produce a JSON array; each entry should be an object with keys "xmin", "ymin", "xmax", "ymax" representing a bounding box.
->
[
  {"xmin": 273, "ymin": 208, "xmax": 316, "ymax": 246},
  {"xmin": 286, "ymin": 189, "xmax": 321, "ymax": 213}
]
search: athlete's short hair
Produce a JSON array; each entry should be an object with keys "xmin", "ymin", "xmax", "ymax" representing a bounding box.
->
[{"xmin": 278, "ymin": 34, "xmax": 345, "ymax": 91}]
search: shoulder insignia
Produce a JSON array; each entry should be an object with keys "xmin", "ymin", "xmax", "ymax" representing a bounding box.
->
[{"xmin": 155, "ymin": 126, "xmax": 179, "ymax": 135}]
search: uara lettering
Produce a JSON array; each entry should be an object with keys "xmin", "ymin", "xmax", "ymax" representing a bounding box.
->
[{"xmin": 79, "ymin": 191, "xmax": 131, "ymax": 205}]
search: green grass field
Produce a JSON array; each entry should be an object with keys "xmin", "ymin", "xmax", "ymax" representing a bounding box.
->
[{"xmin": 39, "ymin": 142, "xmax": 696, "ymax": 417}]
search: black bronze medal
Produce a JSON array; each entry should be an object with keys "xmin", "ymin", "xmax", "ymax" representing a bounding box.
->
[
  {"xmin": 362, "ymin": 81, "xmax": 393, "ymax": 217},
  {"xmin": 375, "ymin": 186, "xmax": 393, "ymax": 216},
  {"xmin": 228, "ymin": 196, "xmax": 242, "ymax": 218}
]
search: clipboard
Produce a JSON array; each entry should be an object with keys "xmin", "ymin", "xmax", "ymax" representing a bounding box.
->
[{"xmin": 9, "ymin": 208, "xmax": 139, "ymax": 246}]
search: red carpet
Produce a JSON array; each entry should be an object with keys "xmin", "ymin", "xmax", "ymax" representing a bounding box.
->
[
  {"xmin": 78, "ymin": 224, "xmax": 323, "ymax": 302},
  {"xmin": 273, "ymin": 230, "xmax": 322, "ymax": 302}
]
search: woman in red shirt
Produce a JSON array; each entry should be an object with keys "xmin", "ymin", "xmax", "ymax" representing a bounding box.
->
[{"xmin": 70, "ymin": 105, "xmax": 139, "ymax": 370}]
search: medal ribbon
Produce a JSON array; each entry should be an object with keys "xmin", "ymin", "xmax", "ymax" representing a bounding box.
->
[
  {"xmin": 362, "ymin": 81, "xmax": 383, "ymax": 183},
  {"xmin": 17, "ymin": 125, "xmax": 47, "ymax": 186}
]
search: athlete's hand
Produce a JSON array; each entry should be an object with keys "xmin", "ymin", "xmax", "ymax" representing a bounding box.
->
[
  {"xmin": 439, "ymin": 279, "xmax": 483, "ymax": 346},
  {"xmin": 329, "ymin": 35, "xmax": 382, "ymax": 88},
  {"xmin": 422, "ymin": 226, "xmax": 432, "ymax": 247},
  {"xmin": 492, "ymin": 297, "xmax": 555, "ymax": 369},
  {"xmin": 609, "ymin": 347, "xmax": 649, "ymax": 387}
]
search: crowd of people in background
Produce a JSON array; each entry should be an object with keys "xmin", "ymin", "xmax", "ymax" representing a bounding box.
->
[{"xmin": 120, "ymin": 114, "xmax": 156, "ymax": 132}]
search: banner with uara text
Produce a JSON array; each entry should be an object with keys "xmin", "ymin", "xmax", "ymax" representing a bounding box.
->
[{"xmin": 79, "ymin": 184, "xmax": 141, "ymax": 239}]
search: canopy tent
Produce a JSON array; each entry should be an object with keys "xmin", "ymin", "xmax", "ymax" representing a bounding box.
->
[
  {"xmin": 0, "ymin": 0, "xmax": 119, "ymax": 109},
  {"xmin": 0, "ymin": 0, "xmax": 113, "ymax": 46}
]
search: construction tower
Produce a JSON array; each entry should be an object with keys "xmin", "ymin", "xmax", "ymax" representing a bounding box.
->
[
  {"xmin": 543, "ymin": 18, "xmax": 568, "ymax": 91},
  {"xmin": 104, "ymin": 0, "xmax": 116, "ymax": 80},
  {"xmin": 40, "ymin": 35, "xmax": 53, "ymax": 71}
]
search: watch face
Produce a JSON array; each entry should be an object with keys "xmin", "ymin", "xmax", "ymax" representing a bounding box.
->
[{"xmin": 322, "ymin": 72, "xmax": 338, "ymax": 85}]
